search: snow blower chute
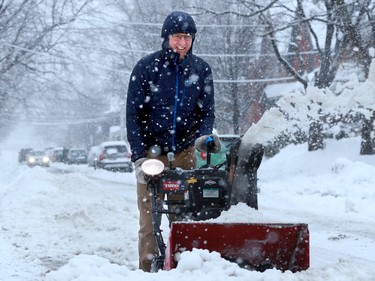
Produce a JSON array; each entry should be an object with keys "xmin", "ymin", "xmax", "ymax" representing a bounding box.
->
[{"xmin": 141, "ymin": 136, "xmax": 309, "ymax": 272}]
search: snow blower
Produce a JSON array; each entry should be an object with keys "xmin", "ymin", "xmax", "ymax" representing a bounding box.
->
[{"xmin": 141, "ymin": 136, "xmax": 309, "ymax": 273}]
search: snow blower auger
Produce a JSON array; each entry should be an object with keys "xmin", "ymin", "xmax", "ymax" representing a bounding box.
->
[{"xmin": 141, "ymin": 136, "xmax": 309, "ymax": 273}]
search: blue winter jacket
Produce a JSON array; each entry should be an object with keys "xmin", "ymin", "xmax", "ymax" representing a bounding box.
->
[{"xmin": 126, "ymin": 46, "xmax": 215, "ymax": 162}]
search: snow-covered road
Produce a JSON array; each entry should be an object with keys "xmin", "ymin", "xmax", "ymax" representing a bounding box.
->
[
  {"xmin": 1, "ymin": 136, "xmax": 375, "ymax": 280},
  {"xmin": 0, "ymin": 157, "xmax": 139, "ymax": 280}
]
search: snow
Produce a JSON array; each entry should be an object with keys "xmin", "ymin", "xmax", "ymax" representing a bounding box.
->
[
  {"xmin": 2, "ymin": 57, "xmax": 375, "ymax": 280},
  {"xmin": 264, "ymin": 81, "xmax": 304, "ymax": 100},
  {"xmin": 243, "ymin": 58, "xmax": 375, "ymax": 147},
  {"xmin": 3, "ymin": 58, "xmax": 375, "ymax": 279},
  {"xmin": 1, "ymin": 129, "xmax": 375, "ymax": 280}
]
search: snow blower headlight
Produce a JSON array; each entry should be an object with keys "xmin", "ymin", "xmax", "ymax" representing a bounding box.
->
[{"xmin": 141, "ymin": 159, "xmax": 164, "ymax": 176}]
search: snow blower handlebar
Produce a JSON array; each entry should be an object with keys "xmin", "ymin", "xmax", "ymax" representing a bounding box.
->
[
  {"xmin": 205, "ymin": 136, "xmax": 215, "ymax": 165},
  {"xmin": 141, "ymin": 159, "xmax": 167, "ymax": 271}
]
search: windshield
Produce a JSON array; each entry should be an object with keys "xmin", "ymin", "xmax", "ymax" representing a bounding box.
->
[
  {"xmin": 105, "ymin": 145, "xmax": 127, "ymax": 153},
  {"xmin": 32, "ymin": 151, "xmax": 45, "ymax": 156},
  {"xmin": 70, "ymin": 150, "xmax": 86, "ymax": 156}
]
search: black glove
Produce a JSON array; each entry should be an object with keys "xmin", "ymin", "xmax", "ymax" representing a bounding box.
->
[{"xmin": 194, "ymin": 134, "xmax": 221, "ymax": 153}]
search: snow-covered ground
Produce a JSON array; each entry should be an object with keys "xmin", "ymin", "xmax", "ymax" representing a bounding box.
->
[{"xmin": 1, "ymin": 134, "xmax": 375, "ymax": 281}]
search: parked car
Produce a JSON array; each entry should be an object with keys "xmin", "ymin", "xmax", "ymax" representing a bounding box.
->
[
  {"xmin": 51, "ymin": 147, "xmax": 68, "ymax": 163},
  {"xmin": 196, "ymin": 134, "xmax": 241, "ymax": 168},
  {"xmin": 26, "ymin": 150, "xmax": 50, "ymax": 167},
  {"xmin": 66, "ymin": 148, "xmax": 88, "ymax": 164},
  {"xmin": 96, "ymin": 141, "xmax": 133, "ymax": 172},
  {"xmin": 87, "ymin": 146, "xmax": 100, "ymax": 167},
  {"xmin": 18, "ymin": 148, "xmax": 33, "ymax": 163}
]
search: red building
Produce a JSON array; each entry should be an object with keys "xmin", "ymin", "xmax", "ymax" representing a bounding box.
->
[{"xmin": 240, "ymin": 13, "xmax": 320, "ymax": 134}]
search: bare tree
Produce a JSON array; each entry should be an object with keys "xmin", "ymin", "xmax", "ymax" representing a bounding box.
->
[
  {"xmin": 0, "ymin": 0, "xmax": 95, "ymax": 141},
  {"xmin": 182, "ymin": 1, "xmax": 269, "ymax": 135},
  {"xmin": 2, "ymin": 0, "xmax": 374, "ymax": 153}
]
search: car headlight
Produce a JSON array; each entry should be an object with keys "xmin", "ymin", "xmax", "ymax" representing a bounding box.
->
[
  {"xmin": 29, "ymin": 157, "xmax": 35, "ymax": 163},
  {"xmin": 43, "ymin": 156, "xmax": 49, "ymax": 163}
]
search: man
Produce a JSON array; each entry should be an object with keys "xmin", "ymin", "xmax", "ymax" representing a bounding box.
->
[{"xmin": 126, "ymin": 11, "xmax": 216, "ymax": 272}]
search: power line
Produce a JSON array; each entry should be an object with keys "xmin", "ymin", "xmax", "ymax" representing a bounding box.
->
[
  {"xmin": 214, "ymin": 77, "xmax": 297, "ymax": 83},
  {"xmin": 2, "ymin": 40, "xmax": 318, "ymax": 61},
  {"xmin": 113, "ymin": 47, "xmax": 318, "ymax": 58},
  {"xmin": 0, "ymin": 41, "xmax": 130, "ymax": 74},
  {"xmin": 1, "ymin": 41, "xmax": 312, "ymax": 83},
  {"xmin": 1, "ymin": 115, "xmax": 117, "ymax": 126},
  {"xmin": 199, "ymin": 50, "xmax": 318, "ymax": 57},
  {"xmin": 87, "ymin": 18, "xmax": 265, "ymax": 28}
]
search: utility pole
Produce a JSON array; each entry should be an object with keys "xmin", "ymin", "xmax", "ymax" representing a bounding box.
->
[{"xmin": 120, "ymin": 101, "xmax": 125, "ymax": 141}]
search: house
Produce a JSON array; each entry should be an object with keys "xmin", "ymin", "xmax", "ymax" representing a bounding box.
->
[{"xmin": 239, "ymin": 8, "xmax": 320, "ymax": 134}]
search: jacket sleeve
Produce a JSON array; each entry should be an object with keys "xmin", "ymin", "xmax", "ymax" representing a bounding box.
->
[
  {"xmin": 126, "ymin": 60, "xmax": 148, "ymax": 162},
  {"xmin": 197, "ymin": 62, "xmax": 215, "ymax": 137}
]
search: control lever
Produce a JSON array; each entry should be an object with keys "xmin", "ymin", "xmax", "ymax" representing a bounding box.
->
[
  {"xmin": 205, "ymin": 136, "xmax": 215, "ymax": 166},
  {"xmin": 167, "ymin": 152, "xmax": 175, "ymax": 169}
]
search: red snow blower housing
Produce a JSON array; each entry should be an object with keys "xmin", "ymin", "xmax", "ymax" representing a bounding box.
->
[{"xmin": 141, "ymin": 136, "xmax": 309, "ymax": 273}]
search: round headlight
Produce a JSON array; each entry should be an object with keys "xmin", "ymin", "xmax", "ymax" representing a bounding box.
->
[{"xmin": 141, "ymin": 159, "xmax": 164, "ymax": 176}]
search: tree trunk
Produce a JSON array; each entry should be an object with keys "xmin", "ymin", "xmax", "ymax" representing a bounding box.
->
[
  {"xmin": 231, "ymin": 83, "xmax": 240, "ymax": 135},
  {"xmin": 360, "ymin": 114, "xmax": 374, "ymax": 155},
  {"xmin": 308, "ymin": 121, "xmax": 324, "ymax": 151}
]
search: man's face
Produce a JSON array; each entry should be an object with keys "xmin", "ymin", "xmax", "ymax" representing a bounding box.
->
[{"xmin": 168, "ymin": 33, "xmax": 193, "ymax": 60}]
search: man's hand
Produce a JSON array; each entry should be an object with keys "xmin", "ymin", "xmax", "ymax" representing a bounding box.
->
[
  {"xmin": 134, "ymin": 157, "xmax": 148, "ymax": 184},
  {"xmin": 194, "ymin": 134, "xmax": 221, "ymax": 153}
]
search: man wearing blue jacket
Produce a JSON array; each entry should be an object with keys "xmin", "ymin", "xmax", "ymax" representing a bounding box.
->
[{"xmin": 126, "ymin": 11, "xmax": 216, "ymax": 272}]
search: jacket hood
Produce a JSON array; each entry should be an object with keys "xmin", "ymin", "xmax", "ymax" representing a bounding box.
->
[
  {"xmin": 161, "ymin": 11, "xmax": 197, "ymax": 55},
  {"xmin": 161, "ymin": 11, "xmax": 197, "ymax": 39}
]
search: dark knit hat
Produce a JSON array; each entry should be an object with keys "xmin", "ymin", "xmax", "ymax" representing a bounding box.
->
[{"xmin": 161, "ymin": 11, "xmax": 197, "ymax": 39}]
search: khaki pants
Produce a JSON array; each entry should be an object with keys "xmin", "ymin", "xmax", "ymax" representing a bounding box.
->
[{"xmin": 137, "ymin": 147, "xmax": 196, "ymax": 272}]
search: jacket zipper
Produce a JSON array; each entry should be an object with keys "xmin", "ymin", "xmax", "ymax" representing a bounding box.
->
[{"xmin": 171, "ymin": 59, "xmax": 186, "ymax": 152}]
